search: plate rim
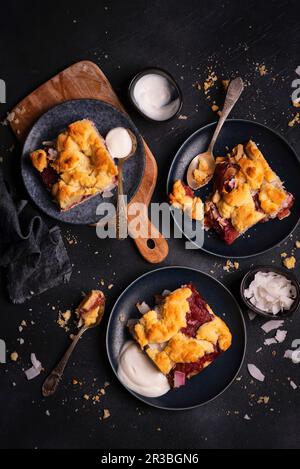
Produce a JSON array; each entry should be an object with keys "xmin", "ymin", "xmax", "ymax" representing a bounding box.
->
[
  {"xmin": 166, "ymin": 118, "xmax": 300, "ymax": 259},
  {"xmin": 21, "ymin": 98, "xmax": 146, "ymax": 225},
  {"xmin": 106, "ymin": 265, "xmax": 247, "ymax": 411}
]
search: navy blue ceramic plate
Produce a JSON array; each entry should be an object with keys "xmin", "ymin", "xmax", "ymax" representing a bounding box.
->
[
  {"xmin": 21, "ymin": 99, "xmax": 145, "ymax": 224},
  {"xmin": 167, "ymin": 119, "xmax": 300, "ymax": 258},
  {"xmin": 106, "ymin": 266, "xmax": 246, "ymax": 410}
]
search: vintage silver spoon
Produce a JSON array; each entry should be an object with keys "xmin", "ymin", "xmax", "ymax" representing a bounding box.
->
[
  {"xmin": 106, "ymin": 128, "xmax": 137, "ymax": 240},
  {"xmin": 42, "ymin": 290, "xmax": 106, "ymax": 397},
  {"xmin": 187, "ymin": 77, "xmax": 244, "ymax": 190}
]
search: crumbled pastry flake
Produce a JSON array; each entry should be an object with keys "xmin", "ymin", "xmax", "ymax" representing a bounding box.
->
[
  {"xmin": 102, "ymin": 408, "xmax": 110, "ymax": 419},
  {"xmin": 57, "ymin": 310, "xmax": 72, "ymax": 330},
  {"xmin": 256, "ymin": 64, "xmax": 268, "ymax": 76},
  {"xmin": 169, "ymin": 180, "xmax": 204, "ymax": 221},
  {"xmin": 223, "ymin": 260, "xmax": 239, "ymax": 272},
  {"xmin": 10, "ymin": 352, "xmax": 18, "ymax": 362},
  {"xmin": 83, "ymin": 394, "xmax": 90, "ymax": 401},
  {"xmin": 283, "ymin": 256, "xmax": 296, "ymax": 270},
  {"xmin": 203, "ymin": 71, "xmax": 218, "ymax": 93},
  {"xmin": 288, "ymin": 113, "xmax": 300, "ymax": 127},
  {"xmin": 211, "ymin": 104, "xmax": 219, "ymax": 112},
  {"xmin": 257, "ymin": 396, "xmax": 270, "ymax": 404}
]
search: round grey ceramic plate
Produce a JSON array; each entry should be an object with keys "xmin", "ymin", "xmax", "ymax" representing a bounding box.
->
[
  {"xmin": 21, "ymin": 99, "xmax": 145, "ymax": 224},
  {"xmin": 106, "ymin": 266, "xmax": 246, "ymax": 410}
]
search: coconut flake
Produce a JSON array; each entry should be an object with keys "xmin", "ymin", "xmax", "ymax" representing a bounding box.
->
[
  {"xmin": 247, "ymin": 364, "xmax": 265, "ymax": 382},
  {"xmin": 25, "ymin": 366, "xmax": 41, "ymax": 380},
  {"xmin": 136, "ymin": 302, "xmax": 151, "ymax": 315},
  {"xmin": 31, "ymin": 353, "xmax": 42, "ymax": 370},
  {"xmin": 284, "ymin": 349, "xmax": 300, "ymax": 364},
  {"xmin": 24, "ymin": 353, "xmax": 43, "ymax": 380},
  {"xmin": 290, "ymin": 380, "xmax": 297, "ymax": 390},
  {"xmin": 275, "ymin": 330, "xmax": 287, "ymax": 343},
  {"xmin": 264, "ymin": 338, "xmax": 277, "ymax": 346},
  {"xmin": 261, "ymin": 320, "xmax": 284, "ymax": 333},
  {"xmin": 244, "ymin": 271, "xmax": 296, "ymax": 314}
]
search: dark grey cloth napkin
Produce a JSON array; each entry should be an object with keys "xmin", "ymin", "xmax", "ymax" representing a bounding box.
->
[{"xmin": 0, "ymin": 168, "xmax": 72, "ymax": 303}]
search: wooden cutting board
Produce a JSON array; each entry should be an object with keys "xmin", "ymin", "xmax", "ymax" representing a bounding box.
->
[{"xmin": 9, "ymin": 61, "xmax": 169, "ymax": 263}]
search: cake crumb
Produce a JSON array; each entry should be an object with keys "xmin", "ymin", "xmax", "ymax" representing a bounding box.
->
[
  {"xmin": 288, "ymin": 113, "xmax": 300, "ymax": 127},
  {"xmin": 295, "ymin": 240, "xmax": 300, "ymax": 248},
  {"xmin": 108, "ymin": 284, "xmax": 114, "ymax": 290},
  {"xmin": 10, "ymin": 352, "xmax": 18, "ymax": 362},
  {"xmin": 223, "ymin": 260, "xmax": 239, "ymax": 272},
  {"xmin": 178, "ymin": 114, "xmax": 188, "ymax": 120},
  {"xmin": 103, "ymin": 408, "xmax": 110, "ymax": 419},
  {"xmin": 211, "ymin": 104, "xmax": 219, "ymax": 112},
  {"xmin": 281, "ymin": 252, "xmax": 287, "ymax": 258},
  {"xmin": 257, "ymin": 64, "xmax": 268, "ymax": 76},
  {"xmin": 257, "ymin": 396, "xmax": 270, "ymax": 404},
  {"xmin": 203, "ymin": 71, "xmax": 218, "ymax": 93},
  {"xmin": 292, "ymin": 100, "xmax": 300, "ymax": 108},
  {"xmin": 283, "ymin": 256, "xmax": 296, "ymax": 269},
  {"xmin": 83, "ymin": 394, "xmax": 90, "ymax": 401}
]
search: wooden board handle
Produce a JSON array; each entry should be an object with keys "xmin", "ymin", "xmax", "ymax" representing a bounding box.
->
[
  {"xmin": 8, "ymin": 61, "xmax": 169, "ymax": 264},
  {"xmin": 129, "ymin": 214, "xmax": 169, "ymax": 264}
]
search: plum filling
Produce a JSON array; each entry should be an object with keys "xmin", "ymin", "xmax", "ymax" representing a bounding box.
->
[
  {"xmin": 204, "ymin": 202, "xmax": 240, "ymax": 245},
  {"xmin": 167, "ymin": 284, "xmax": 219, "ymax": 388},
  {"xmin": 182, "ymin": 182, "xmax": 195, "ymax": 198},
  {"xmin": 180, "ymin": 284, "xmax": 213, "ymax": 337},
  {"xmin": 168, "ymin": 349, "xmax": 220, "ymax": 387},
  {"xmin": 40, "ymin": 166, "xmax": 59, "ymax": 189}
]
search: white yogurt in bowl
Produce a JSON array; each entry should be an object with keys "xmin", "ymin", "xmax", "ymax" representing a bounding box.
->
[{"xmin": 129, "ymin": 69, "xmax": 182, "ymax": 121}]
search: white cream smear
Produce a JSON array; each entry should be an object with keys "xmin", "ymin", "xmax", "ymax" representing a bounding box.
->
[
  {"xmin": 133, "ymin": 74, "xmax": 180, "ymax": 121},
  {"xmin": 105, "ymin": 127, "xmax": 133, "ymax": 159},
  {"xmin": 117, "ymin": 341, "xmax": 170, "ymax": 397}
]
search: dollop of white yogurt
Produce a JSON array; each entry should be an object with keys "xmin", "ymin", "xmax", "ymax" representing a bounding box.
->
[
  {"xmin": 133, "ymin": 73, "xmax": 180, "ymax": 121},
  {"xmin": 117, "ymin": 341, "xmax": 170, "ymax": 397},
  {"xmin": 105, "ymin": 127, "xmax": 133, "ymax": 159}
]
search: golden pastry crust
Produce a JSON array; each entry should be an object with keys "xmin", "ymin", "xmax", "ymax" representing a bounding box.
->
[
  {"xmin": 259, "ymin": 183, "xmax": 286, "ymax": 215},
  {"xmin": 222, "ymin": 182, "xmax": 253, "ymax": 207},
  {"xmin": 206, "ymin": 140, "xmax": 291, "ymax": 235},
  {"xmin": 146, "ymin": 333, "xmax": 214, "ymax": 374},
  {"xmin": 134, "ymin": 287, "xmax": 192, "ymax": 347},
  {"xmin": 169, "ymin": 180, "xmax": 203, "ymax": 221},
  {"xmin": 77, "ymin": 290, "xmax": 104, "ymax": 327},
  {"xmin": 230, "ymin": 202, "xmax": 265, "ymax": 233},
  {"xmin": 196, "ymin": 315, "xmax": 232, "ymax": 351},
  {"xmin": 30, "ymin": 119, "xmax": 118, "ymax": 211},
  {"xmin": 244, "ymin": 140, "xmax": 277, "ymax": 183},
  {"xmin": 133, "ymin": 286, "xmax": 232, "ymax": 377},
  {"xmin": 30, "ymin": 149, "xmax": 48, "ymax": 172}
]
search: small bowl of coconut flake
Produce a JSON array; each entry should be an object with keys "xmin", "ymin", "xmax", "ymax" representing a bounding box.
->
[{"xmin": 240, "ymin": 266, "xmax": 300, "ymax": 319}]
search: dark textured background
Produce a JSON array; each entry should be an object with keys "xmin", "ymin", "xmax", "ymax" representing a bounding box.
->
[{"xmin": 1, "ymin": 0, "xmax": 300, "ymax": 450}]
